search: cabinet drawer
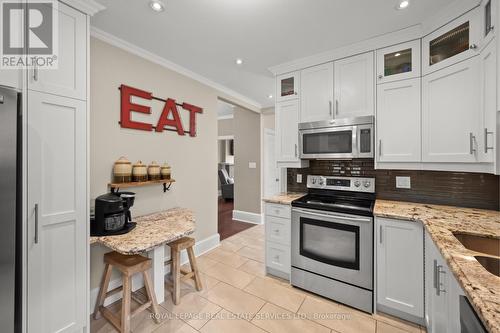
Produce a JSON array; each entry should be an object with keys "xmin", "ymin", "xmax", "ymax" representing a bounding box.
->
[
  {"xmin": 266, "ymin": 241, "xmax": 291, "ymax": 274},
  {"xmin": 265, "ymin": 203, "xmax": 291, "ymax": 218},
  {"xmin": 265, "ymin": 216, "xmax": 291, "ymax": 245}
]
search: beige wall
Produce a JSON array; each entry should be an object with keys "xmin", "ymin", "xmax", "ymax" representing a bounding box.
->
[
  {"xmin": 90, "ymin": 38, "xmax": 223, "ymax": 289},
  {"xmin": 261, "ymin": 107, "xmax": 275, "ymax": 130},
  {"xmin": 218, "ymin": 118, "xmax": 234, "ymax": 136},
  {"xmin": 233, "ymin": 107, "xmax": 261, "ymax": 214}
]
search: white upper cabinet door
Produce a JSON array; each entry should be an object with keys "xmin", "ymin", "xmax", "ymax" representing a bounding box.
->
[
  {"xmin": 300, "ymin": 62, "xmax": 334, "ymax": 123},
  {"xmin": 334, "ymin": 52, "xmax": 375, "ymax": 118},
  {"xmin": 422, "ymin": 8, "xmax": 482, "ymax": 75},
  {"xmin": 481, "ymin": 0, "xmax": 496, "ymax": 49},
  {"xmin": 377, "ymin": 78, "xmax": 421, "ymax": 162},
  {"xmin": 479, "ymin": 39, "xmax": 496, "ymax": 163},
  {"xmin": 27, "ymin": 91, "xmax": 87, "ymax": 333},
  {"xmin": 376, "ymin": 40, "xmax": 421, "ymax": 84},
  {"xmin": 376, "ymin": 218, "xmax": 424, "ymax": 319},
  {"xmin": 276, "ymin": 72, "xmax": 300, "ymax": 102},
  {"xmin": 28, "ymin": 3, "xmax": 86, "ymax": 100},
  {"xmin": 0, "ymin": 70, "xmax": 22, "ymax": 90},
  {"xmin": 276, "ymin": 100, "xmax": 300, "ymax": 162},
  {"xmin": 422, "ymin": 56, "xmax": 481, "ymax": 163}
]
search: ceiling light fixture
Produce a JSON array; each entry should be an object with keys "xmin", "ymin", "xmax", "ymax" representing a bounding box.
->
[
  {"xmin": 396, "ymin": 0, "xmax": 410, "ymax": 10},
  {"xmin": 394, "ymin": 53, "xmax": 401, "ymax": 57},
  {"xmin": 235, "ymin": 58, "xmax": 243, "ymax": 65},
  {"xmin": 149, "ymin": 0, "xmax": 165, "ymax": 12}
]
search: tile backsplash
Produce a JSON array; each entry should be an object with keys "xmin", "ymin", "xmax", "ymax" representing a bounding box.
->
[{"xmin": 287, "ymin": 160, "xmax": 500, "ymax": 211}]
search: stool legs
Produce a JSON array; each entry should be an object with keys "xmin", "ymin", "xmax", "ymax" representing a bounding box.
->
[
  {"xmin": 121, "ymin": 276, "xmax": 132, "ymax": 333},
  {"xmin": 187, "ymin": 246, "xmax": 203, "ymax": 291},
  {"xmin": 94, "ymin": 263, "xmax": 112, "ymax": 320},
  {"xmin": 143, "ymin": 270, "xmax": 161, "ymax": 324},
  {"xmin": 171, "ymin": 248, "xmax": 181, "ymax": 305}
]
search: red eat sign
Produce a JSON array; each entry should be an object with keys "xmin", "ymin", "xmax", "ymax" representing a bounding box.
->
[{"xmin": 120, "ymin": 84, "xmax": 203, "ymax": 137}]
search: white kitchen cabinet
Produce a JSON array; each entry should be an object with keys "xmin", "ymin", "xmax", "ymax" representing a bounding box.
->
[
  {"xmin": 0, "ymin": 70, "xmax": 22, "ymax": 90},
  {"xmin": 481, "ymin": 0, "xmax": 496, "ymax": 49},
  {"xmin": 277, "ymin": 72, "xmax": 300, "ymax": 102},
  {"xmin": 422, "ymin": 56, "xmax": 481, "ymax": 163},
  {"xmin": 28, "ymin": 3, "xmax": 87, "ymax": 100},
  {"xmin": 300, "ymin": 62, "xmax": 334, "ymax": 122},
  {"xmin": 265, "ymin": 203, "xmax": 291, "ymax": 280},
  {"xmin": 376, "ymin": 218, "xmax": 424, "ymax": 322},
  {"xmin": 376, "ymin": 40, "xmax": 421, "ymax": 84},
  {"xmin": 479, "ymin": 39, "xmax": 496, "ymax": 163},
  {"xmin": 27, "ymin": 91, "xmax": 87, "ymax": 333},
  {"xmin": 422, "ymin": 8, "xmax": 482, "ymax": 75},
  {"xmin": 376, "ymin": 78, "xmax": 421, "ymax": 162},
  {"xmin": 334, "ymin": 52, "xmax": 375, "ymax": 118},
  {"xmin": 276, "ymin": 100, "xmax": 300, "ymax": 162}
]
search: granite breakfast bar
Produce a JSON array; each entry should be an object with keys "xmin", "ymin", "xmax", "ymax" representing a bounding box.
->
[{"xmin": 90, "ymin": 207, "xmax": 196, "ymax": 303}]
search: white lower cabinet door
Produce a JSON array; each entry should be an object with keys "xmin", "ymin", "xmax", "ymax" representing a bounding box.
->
[
  {"xmin": 266, "ymin": 241, "xmax": 291, "ymax": 275},
  {"xmin": 422, "ymin": 56, "xmax": 481, "ymax": 163},
  {"xmin": 376, "ymin": 218, "xmax": 424, "ymax": 320},
  {"xmin": 376, "ymin": 78, "xmax": 421, "ymax": 162},
  {"xmin": 27, "ymin": 91, "xmax": 87, "ymax": 333}
]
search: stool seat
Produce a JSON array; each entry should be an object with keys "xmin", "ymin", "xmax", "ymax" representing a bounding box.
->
[{"xmin": 94, "ymin": 251, "xmax": 160, "ymax": 333}]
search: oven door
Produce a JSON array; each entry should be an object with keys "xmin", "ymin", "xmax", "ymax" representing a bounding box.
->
[
  {"xmin": 291, "ymin": 208, "xmax": 373, "ymax": 290},
  {"xmin": 299, "ymin": 126, "xmax": 357, "ymax": 159}
]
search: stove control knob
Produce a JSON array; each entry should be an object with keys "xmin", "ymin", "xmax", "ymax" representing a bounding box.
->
[
  {"xmin": 363, "ymin": 181, "xmax": 371, "ymax": 188},
  {"xmin": 318, "ymin": 178, "xmax": 325, "ymax": 186},
  {"xmin": 354, "ymin": 180, "xmax": 361, "ymax": 187},
  {"xmin": 312, "ymin": 178, "xmax": 317, "ymax": 184}
]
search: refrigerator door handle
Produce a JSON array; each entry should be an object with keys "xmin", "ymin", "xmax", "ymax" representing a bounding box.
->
[{"xmin": 34, "ymin": 204, "xmax": 39, "ymax": 244}]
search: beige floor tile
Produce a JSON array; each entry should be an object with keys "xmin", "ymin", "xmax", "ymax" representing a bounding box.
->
[
  {"xmin": 377, "ymin": 321, "xmax": 414, "ymax": 333},
  {"xmin": 251, "ymin": 302, "xmax": 330, "ymax": 333},
  {"xmin": 239, "ymin": 259, "xmax": 266, "ymax": 277},
  {"xmin": 239, "ymin": 227, "xmax": 265, "ymax": 240},
  {"xmin": 373, "ymin": 312, "xmax": 421, "ymax": 333},
  {"xmin": 152, "ymin": 318, "xmax": 199, "ymax": 333},
  {"xmin": 220, "ymin": 239, "xmax": 245, "ymax": 252},
  {"xmin": 191, "ymin": 255, "xmax": 219, "ymax": 273},
  {"xmin": 237, "ymin": 246, "xmax": 265, "ymax": 263},
  {"xmin": 298, "ymin": 296, "xmax": 375, "ymax": 333},
  {"xmin": 159, "ymin": 292, "xmax": 222, "ymax": 330},
  {"xmin": 244, "ymin": 277, "xmax": 305, "ymax": 313},
  {"xmin": 205, "ymin": 247, "xmax": 249, "ymax": 268},
  {"xmin": 200, "ymin": 309, "xmax": 267, "ymax": 333},
  {"xmin": 203, "ymin": 262, "xmax": 255, "ymax": 289},
  {"xmin": 204, "ymin": 282, "xmax": 266, "ymax": 318},
  {"xmin": 229, "ymin": 234, "xmax": 265, "ymax": 248},
  {"xmin": 167, "ymin": 272, "xmax": 220, "ymax": 299}
]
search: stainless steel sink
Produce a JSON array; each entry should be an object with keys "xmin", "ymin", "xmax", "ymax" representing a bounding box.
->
[
  {"xmin": 453, "ymin": 233, "xmax": 500, "ymax": 257},
  {"xmin": 474, "ymin": 256, "xmax": 500, "ymax": 277}
]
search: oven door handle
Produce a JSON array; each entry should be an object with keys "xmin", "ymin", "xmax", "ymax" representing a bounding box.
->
[{"xmin": 292, "ymin": 208, "xmax": 371, "ymax": 223}]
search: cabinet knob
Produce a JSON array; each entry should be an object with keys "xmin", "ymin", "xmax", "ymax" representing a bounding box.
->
[
  {"xmin": 469, "ymin": 44, "xmax": 478, "ymax": 50},
  {"xmin": 378, "ymin": 74, "xmax": 383, "ymax": 79}
]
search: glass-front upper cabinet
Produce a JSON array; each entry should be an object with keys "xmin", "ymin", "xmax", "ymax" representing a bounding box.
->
[
  {"xmin": 276, "ymin": 72, "xmax": 300, "ymax": 102},
  {"xmin": 422, "ymin": 8, "xmax": 481, "ymax": 75},
  {"xmin": 376, "ymin": 40, "xmax": 421, "ymax": 84},
  {"xmin": 482, "ymin": 0, "xmax": 496, "ymax": 47}
]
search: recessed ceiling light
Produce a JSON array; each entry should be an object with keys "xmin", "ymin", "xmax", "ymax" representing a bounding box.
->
[
  {"xmin": 396, "ymin": 0, "xmax": 410, "ymax": 10},
  {"xmin": 150, "ymin": 0, "xmax": 165, "ymax": 12},
  {"xmin": 268, "ymin": 94, "xmax": 273, "ymax": 99},
  {"xmin": 394, "ymin": 52, "xmax": 401, "ymax": 57},
  {"xmin": 235, "ymin": 58, "xmax": 243, "ymax": 65}
]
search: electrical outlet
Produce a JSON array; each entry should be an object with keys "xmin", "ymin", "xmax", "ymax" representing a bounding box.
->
[
  {"xmin": 248, "ymin": 162, "xmax": 256, "ymax": 169},
  {"xmin": 297, "ymin": 174, "xmax": 302, "ymax": 183},
  {"xmin": 396, "ymin": 176, "xmax": 411, "ymax": 189}
]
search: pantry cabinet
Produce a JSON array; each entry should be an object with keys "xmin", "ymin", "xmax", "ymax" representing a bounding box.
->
[
  {"xmin": 276, "ymin": 72, "xmax": 300, "ymax": 102},
  {"xmin": 376, "ymin": 78, "xmax": 421, "ymax": 162},
  {"xmin": 376, "ymin": 40, "xmax": 421, "ymax": 84},
  {"xmin": 276, "ymin": 100, "xmax": 300, "ymax": 162},
  {"xmin": 300, "ymin": 62, "xmax": 334, "ymax": 123},
  {"xmin": 28, "ymin": 3, "xmax": 87, "ymax": 100},
  {"xmin": 333, "ymin": 52, "xmax": 375, "ymax": 118},
  {"xmin": 376, "ymin": 218, "xmax": 424, "ymax": 322},
  {"xmin": 422, "ymin": 56, "xmax": 481, "ymax": 163},
  {"xmin": 422, "ymin": 8, "xmax": 482, "ymax": 75}
]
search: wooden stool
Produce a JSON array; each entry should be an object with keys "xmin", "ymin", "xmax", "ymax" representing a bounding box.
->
[
  {"xmin": 165, "ymin": 237, "xmax": 203, "ymax": 305},
  {"xmin": 93, "ymin": 251, "xmax": 161, "ymax": 333}
]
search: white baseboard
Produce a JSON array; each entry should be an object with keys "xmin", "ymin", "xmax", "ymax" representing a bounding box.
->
[
  {"xmin": 232, "ymin": 210, "xmax": 263, "ymax": 224},
  {"xmin": 89, "ymin": 233, "xmax": 220, "ymax": 311}
]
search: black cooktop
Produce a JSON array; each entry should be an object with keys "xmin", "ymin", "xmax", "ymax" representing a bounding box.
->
[{"xmin": 292, "ymin": 189, "xmax": 375, "ymax": 217}]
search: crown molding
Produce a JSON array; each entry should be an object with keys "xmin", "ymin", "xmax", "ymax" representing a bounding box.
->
[
  {"xmin": 90, "ymin": 27, "xmax": 262, "ymax": 110},
  {"xmin": 61, "ymin": 0, "xmax": 105, "ymax": 16}
]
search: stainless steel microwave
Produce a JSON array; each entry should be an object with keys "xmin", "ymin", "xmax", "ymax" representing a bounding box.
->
[{"xmin": 298, "ymin": 116, "xmax": 374, "ymax": 159}]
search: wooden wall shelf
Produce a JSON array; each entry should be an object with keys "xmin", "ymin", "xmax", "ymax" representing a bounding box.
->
[{"xmin": 109, "ymin": 179, "xmax": 175, "ymax": 193}]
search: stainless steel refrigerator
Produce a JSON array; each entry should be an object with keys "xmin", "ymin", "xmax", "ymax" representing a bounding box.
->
[{"xmin": 0, "ymin": 86, "xmax": 22, "ymax": 333}]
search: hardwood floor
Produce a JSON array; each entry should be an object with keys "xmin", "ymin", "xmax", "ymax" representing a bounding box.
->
[{"xmin": 218, "ymin": 197, "xmax": 255, "ymax": 240}]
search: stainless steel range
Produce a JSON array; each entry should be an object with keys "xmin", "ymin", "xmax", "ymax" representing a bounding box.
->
[{"xmin": 291, "ymin": 175, "xmax": 375, "ymax": 313}]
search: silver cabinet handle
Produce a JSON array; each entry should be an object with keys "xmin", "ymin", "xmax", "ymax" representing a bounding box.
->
[
  {"xmin": 294, "ymin": 144, "xmax": 298, "ymax": 157},
  {"xmin": 378, "ymin": 140, "xmax": 382, "ymax": 157},
  {"xmin": 379, "ymin": 225, "xmax": 383, "ymax": 244},
  {"xmin": 433, "ymin": 260, "xmax": 438, "ymax": 290},
  {"xmin": 378, "ymin": 74, "xmax": 383, "ymax": 80},
  {"xmin": 436, "ymin": 265, "xmax": 446, "ymax": 296},
  {"xmin": 34, "ymin": 204, "xmax": 39, "ymax": 244},
  {"xmin": 335, "ymin": 100, "xmax": 339, "ymax": 115},
  {"xmin": 33, "ymin": 66, "xmax": 38, "ymax": 81},
  {"xmin": 469, "ymin": 44, "xmax": 478, "ymax": 50},
  {"xmin": 469, "ymin": 133, "xmax": 476, "ymax": 154},
  {"xmin": 329, "ymin": 101, "xmax": 333, "ymax": 117},
  {"xmin": 484, "ymin": 128, "xmax": 494, "ymax": 153}
]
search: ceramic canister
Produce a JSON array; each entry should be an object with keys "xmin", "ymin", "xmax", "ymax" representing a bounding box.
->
[
  {"xmin": 160, "ymin": 163, "xmax": 171, "ymax": 180},
  {"xmin": 132, "ymin": 161, "xmax": 148, "ymax": 182},
  {"xmin": 148, "ymin": 161, "xmax": 161, "ymax": 180},
  {"xmin": 113, "ymin": 156, "xmax": 132, "ymax": 183}
]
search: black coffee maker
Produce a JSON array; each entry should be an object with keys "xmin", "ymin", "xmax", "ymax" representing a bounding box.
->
[{"xmin": 91, "ymin": 192, "xmax": 137, "ymax": 236}]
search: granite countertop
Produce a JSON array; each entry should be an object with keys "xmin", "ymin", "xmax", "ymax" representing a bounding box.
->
[
  {"xmin": 374, "ymin": 200, "xmax": 500, "ymax": 333},
  {"xmin": 90, "ymin": 207, "xmax": 195, "ymax": 255},
  {"xmin": 262, "ymin": 192, "xmax": 306, "ymax": 205}
]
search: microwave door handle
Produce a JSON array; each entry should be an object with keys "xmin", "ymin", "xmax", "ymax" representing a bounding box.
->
[{"xmin": 353, "ymin": 126, "xmax": 359, "ymax": 157}]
